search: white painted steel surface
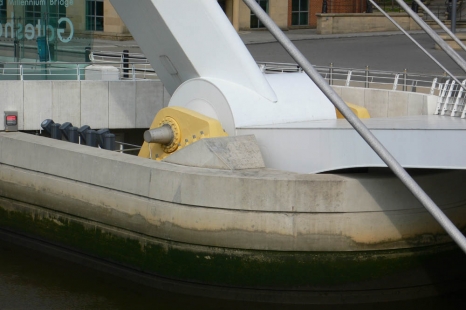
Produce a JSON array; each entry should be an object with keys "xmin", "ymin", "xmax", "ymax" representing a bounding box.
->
[
  {"xmin": 109, "ymin": 0, "xmax": 337, "ymax": 134},
  {"xmin": 238, "ymin": 116, "xmax": 466, "ymax": 173},
  {"xmin": 169, "ymin": 74, "xmax": 336, "ymax": 135},
  {"xmin": 109, "ymin": 0, "xmax": 465, "ymax": 176},
  {"xmin": 109, "ymin": 0, "xmax": 276, "ymax": 101}
]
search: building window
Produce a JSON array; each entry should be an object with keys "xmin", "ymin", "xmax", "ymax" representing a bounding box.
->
[
  {"xmin": 250, "ymin": 0, "xmax": 268, "ymax": 29},
  {"xmin": 50, "ymin": 3, "xmax": 67, "ymax": 28},
  {"xmin": 291, "ymin": 0, "xmax": 309, "ymax": 26},
  {"xmin": 0, "ymin": 0, "xmax": 6, "ymax": 23},
  {"xmin": 86, "ymin": 0, "xmax": 104, "ymax": 31},
  {"xmin": 25, "ymin": 4, "xmax": 42, "ymax": 27},
  {"xmin": 25, "ymin": 4, "xmax": 66, "ymax": 30}
]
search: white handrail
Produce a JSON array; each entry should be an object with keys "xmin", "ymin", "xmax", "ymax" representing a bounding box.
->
[{"xmin": 0, "ymin": 60, "xmax": 453, "ymax": 94}]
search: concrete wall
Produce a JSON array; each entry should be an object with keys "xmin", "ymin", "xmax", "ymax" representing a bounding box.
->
[
  {"xmin": 66, "ymin": 0, "xmax": 86, "ymax": 34},
  {"xmin": 316, "ymin": 13, "xmax": 423, "ymax": 35},
  {"xmin": 3, "ymin": 131, "xmax": 466, "ymax": 295},
  {"xmin": 269, "ymin": 0, "xmax": 289, "ymax": 29},
  {"xmin": 435, "ymin": 33, "xmax": 466, "ymax": 50},
  {"xmin": 1, "ymin": 132, "xmax": 465, "ymax": 252},
  {"xmin": 0, "ymin": 80, "xmax": 438, "ymax": 131},
  {"xmin": 309, "ymin": 0, "xmax": 324, "ymax": 28},
  {"xmin": 239, "ymin": 1, "xmax": 251, "ymax": 30},
  {"xmin": 332, "ymin": 86, "xmax": 438, "ymax": 118},
  {"xmin": 0, "ymin": 80, "xmax": 170, "ymax": 131},
  {"xmin": 104, "ymin": 0, "xmax": 129, "ymax": 34}
]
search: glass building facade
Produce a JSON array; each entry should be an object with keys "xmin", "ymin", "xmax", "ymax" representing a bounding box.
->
[
  {"xmin": 0, "ymin": 0, "xmax": 95, "ymax": 63},
  {"xmin": 291, "ymin": 0, "xmax": 309, "ymax": 26},
  {"xmin": 86, "ymin": 0, "xmax": 103, "ymax": 31},
  {"xmin": 0, "ymin": 0, "xmax": 320, "ymax": 66}
]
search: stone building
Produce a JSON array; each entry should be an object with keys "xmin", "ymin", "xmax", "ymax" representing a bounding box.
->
[
  {"xmin": 189, "ymin": 0, "xmax": 326, "ymax": 31},
  {"xmin": 0, "ymin": 0, "xmax": 366, "ymax": 44},
  {"xmin": 0, "ymin": 0, "xmax": 328, "ymax": 39}
]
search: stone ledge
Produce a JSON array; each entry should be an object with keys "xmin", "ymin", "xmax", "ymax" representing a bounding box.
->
[
  {"xmin": 92, "ymin": 32, "xmax": 134, "ymax": 41},
  {"xmin": 316, "ymin": 13, "xmax": 423, "ymax": 35},
  {"xmin": 435, "ymin": 33, "xmax": 466, "ymax": 50}
]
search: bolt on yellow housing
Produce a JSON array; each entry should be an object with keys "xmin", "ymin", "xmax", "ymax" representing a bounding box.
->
[{"xmin": 139, "ymin": 107, "xmax": 228, "ymax": 160}]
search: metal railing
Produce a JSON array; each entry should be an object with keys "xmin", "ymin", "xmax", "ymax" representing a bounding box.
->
[
  {"xmin": 90, "ymin": 50, "xmax": 157, "ymax": 80},
  {"xmin": 0, "ymin": 57, "xmax": 457, "ymax": 96},
  {"xmin": 421, "ymin": 3, "xmax": 466, "ymax": 22},
  {"xmin": 321, "ymin": 0, "xmax": 466, "ymax": 22},
  {"xmin": 434, "ymin": 78, "xmax": 466, "ymax": 117},
  {"xmin": 0, "ymin": 60, "xmax": 158, "ymax": 81},
  {"xmin": 115, "ymin": 141, "xmax": 142, "ymax": 153},
  {"xmin": 257, "ymin": 61, "xmax": 452, "ymax": 95}
]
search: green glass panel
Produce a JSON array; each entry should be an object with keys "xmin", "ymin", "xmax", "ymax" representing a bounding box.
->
[
  {"xmin": 96, "ymin": 1, "xmax": 104, "ymax": 16},
  {"xmin": 250, "ymin": 14, "xmax": 259, "ymax": 28},
  {"xmin": 253, "ymin": 0, "xmax": 266, "ymax": 11},
  {"xmin": 59, "ymin": 5, "xmax": 66, "ymax": 15},
  {"xmin": 299, "ymin": 12, "xmax": 308, "ymax": 25},
  {"xmin": 0, "ymin": 0, "xmax": 6, "ymax": 14},
  {"xmin": 292, "ymin": 0, "xmax": 300, "ymax": 11},
  {"xmin": 86, "ymin": 16, "xmax": 95, "ymax": 31},
  {"xmin": 0, "ymin": 0, "xmax": 6, "ymax": 25},
  {"xmin": 300, "ymin": 0, "xmax": 309, "ymax": 11},
  {"xmin": 291, "ymin": 12, "xmax": 299, "ymax": 25},
  {"xmin": 259, "ymin": 0, "xmax": 268, "ymax": 11},
  {"xmin": 86, "ymin": 1, "xmax": 94, "ymax": 15},
  {"xmin": 0, "ymin": 1, "xmax": 94, "ymax": 66},
  {"xmin": 95, "ymin": 16, "xmax": 104, "ymax": 31}
]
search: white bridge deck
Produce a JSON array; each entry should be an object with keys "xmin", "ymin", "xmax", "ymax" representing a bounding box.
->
[{"xmin": 238, "ymin": 115, "xmax": 466, "ymax": 173}]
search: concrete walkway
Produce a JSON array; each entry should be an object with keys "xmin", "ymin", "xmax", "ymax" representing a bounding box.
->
[
  {"xmin": 238, "ymin": 28, "xmax": 426, "ymax": 44},
  {"xmin": 91, "ymin": 27, "xmax": 466, "ymax": 51}
]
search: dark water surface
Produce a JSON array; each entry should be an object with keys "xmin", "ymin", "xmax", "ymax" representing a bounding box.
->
[{"xmin": 0, "ymin": 238, "xmax": 465, "ymax": 310}]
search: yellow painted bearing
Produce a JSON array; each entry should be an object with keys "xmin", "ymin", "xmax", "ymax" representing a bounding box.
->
[{"xmin": 159, "ymin": 116, "xmax": 181, "ymax": 153}]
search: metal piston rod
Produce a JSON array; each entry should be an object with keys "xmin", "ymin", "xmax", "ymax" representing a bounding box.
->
[
  {"xmin": 144, "ymin": 124, "xmax": 174, "ymax": 144},
  {"xmin": 242, "ymin": 0, "xmax": 466, "ymax": 254}
]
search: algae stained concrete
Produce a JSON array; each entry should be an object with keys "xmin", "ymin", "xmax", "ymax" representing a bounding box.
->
[{"xmin": 1, "ymin": 132, "xmax": 466, "ymax": 252}]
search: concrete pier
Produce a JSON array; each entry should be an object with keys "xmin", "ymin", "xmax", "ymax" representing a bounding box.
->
[{"xmin": 0, "ymin": 132, "xmax": 466, "ymax": 302}]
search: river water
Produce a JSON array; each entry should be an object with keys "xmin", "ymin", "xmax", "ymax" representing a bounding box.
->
[{"xmin": 0, "ymin": 238, "xmax": 465, "ymax": 310}]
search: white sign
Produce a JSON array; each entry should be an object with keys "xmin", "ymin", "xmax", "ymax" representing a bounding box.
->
[
  {"xmin": 6, "ymin": 0, "xmax": 74, "ymax": 7},
  {"xmin": 50, "ymin": 0, "xmax": 74, "ymax": 7},
  {"xmin": 0, "ymin": 13, "xmax": 74, "ymax": 43},
  {"xmin": 7, "ymin": 0, "xmax": 74, "ymax": 8},
  {"xmin": 8, "ymin": 1, "xmax": 46, "ymax": 5}
]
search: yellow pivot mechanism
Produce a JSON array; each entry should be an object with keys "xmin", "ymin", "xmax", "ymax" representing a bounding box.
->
[
  {"xmin": 336, "ymin": 102, "xmax": 370, "ymax": 119},
  {"xmin": 138, "ymin": 107, "xmax": 228, "ymax": 160}
]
